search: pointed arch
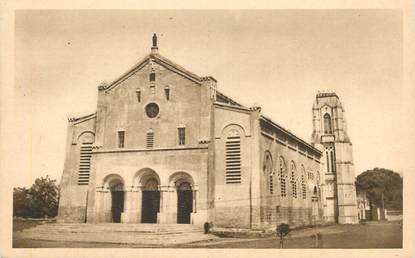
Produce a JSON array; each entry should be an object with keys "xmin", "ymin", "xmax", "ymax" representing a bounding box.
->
[
  {"xmin": 323, "ymin": 113, "xmax": 332, "ymax": 134},
  {"xmin": 301, "ymin": 165, "xmax": 307, "ymax": 199},
  {"xmin": 290, "ymin": 161, "xmax": 297, "ymax": 198},
  {"xmin": 278, "ymin": 156, "xmax": 287, "ymax": 197},
  {"xmin": 222, "ymin": 124, "xmax": 245, "ymax": 184},
  {"xmin": 263, "ymin": 151, "xmax": 274, "ymax": 194}
]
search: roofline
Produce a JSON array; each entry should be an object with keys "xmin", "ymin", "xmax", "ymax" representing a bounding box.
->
[
  {"xmin": 104, "ymin": 53, "xmax": 203, "ymax": 92},
  {"xmin": 316, "ymin": 92, "xmax": 339, "ymax": 99},
  {"xmin": 216, "ymin": 90, "xmax": 247, "ymax": 108},
  {"xmin": 104, "ymin": 55, "xmax": 150, "ymax": 92},
  {"xmin": 214, "ymin": 101, "xmax": 252, "ymax": 113},
  {"xmin": 68, "ymin": 112, "xmax": 97, "ymax": 124},
  {"xmin": 154, "ymin": 54, "xmax": 201, "ymax": 83},
  {"xmin": 260, "ymin": 115, "xmax": 321, "ymax": 155}
]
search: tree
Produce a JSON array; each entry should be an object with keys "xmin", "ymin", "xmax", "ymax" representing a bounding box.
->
[
  {"xmin": 356, "ymin": 168, "xmax": 402, "ymax": 210},
  {"xmin": 13, "ymin": 176, "xmax": 60, "ymax": 218},
  {"xmin": 276, "ymin": 223, "xmax": 290, "ymax": 248},
  {"xmin": 13, "ymin": 187, "xmax": 31, "ymax": 218}
]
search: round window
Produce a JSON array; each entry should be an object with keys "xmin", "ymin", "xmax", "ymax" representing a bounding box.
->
[{"xmin": 145, "ymin": 103, "xmax": 159, "ymax": 118}]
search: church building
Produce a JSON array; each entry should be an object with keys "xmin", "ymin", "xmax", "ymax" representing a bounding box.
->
[{"xmin": 57, "ymin": 34, "xmax": 358, "ymax": 229}]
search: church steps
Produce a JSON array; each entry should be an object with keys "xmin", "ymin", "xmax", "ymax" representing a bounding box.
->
[{"xmin": 15, "ymin": 223, "xmax": 216, "ymax": 245}]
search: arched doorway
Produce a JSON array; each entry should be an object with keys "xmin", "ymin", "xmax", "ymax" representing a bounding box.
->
[
  {"xmin": 141, "ymin": 178, "xmax": 160, "ymax": 223},
  {"xmin": 109, "ymin": 180, "xmax": 124, "ymax": 223},
  {"xmin": 177, "ymin": 182, "xmax": 193, "ymax": 224}
]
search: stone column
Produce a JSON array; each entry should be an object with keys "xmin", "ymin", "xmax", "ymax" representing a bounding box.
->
[
  {"xmin": 158, "ymin": 185, "xmax": 169, "ymax": 224},
  {"xmin": 193, "ymin": 187, "xmax": 197, "ymax": 213},
  {"xmin": 121, "ymin": 186, "xmax": 133, "ymax": 223},
  {"xmin": 134, "ymin": 186, "xmax": 142, "ymax": 223},
  {"xmin": 102, "ymin": 188, "xmax": 111, "ymax": 222},
  {"xmin": 94, "ymin": 186, "xmax": 104, "ymax": 223},
  {"xmin": 164, "ymin": 185, "xmax": 177, "ymax": 224}
]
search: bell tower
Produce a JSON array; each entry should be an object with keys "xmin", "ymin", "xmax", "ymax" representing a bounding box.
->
[{"xmin": 311, "ymin": 92, "xmax": 358, "ymax": 224}]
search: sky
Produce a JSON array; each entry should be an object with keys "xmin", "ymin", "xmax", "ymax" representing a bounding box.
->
[{"xmin": 13, "ymin": 9, "xmax": 406, "ymax": 187}]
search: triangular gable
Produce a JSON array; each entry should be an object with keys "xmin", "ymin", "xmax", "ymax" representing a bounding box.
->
[{"xmin": 104, "ymin": 53, "xmax": 202, "ymax": 92}]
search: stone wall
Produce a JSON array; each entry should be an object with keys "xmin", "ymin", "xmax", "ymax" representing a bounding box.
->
[
  {"xmin": 213, "ymin": 105, "xmax": 254, "ymax": 228},
  {"xmin": 57, "ymin": 116, "xmax": 96, "ymax": 223},
  {"xmin": 258, "ymin": 124, "xmax": 323, "ymax": 229}
]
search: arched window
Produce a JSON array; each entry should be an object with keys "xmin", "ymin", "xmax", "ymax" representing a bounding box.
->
[
  {"xmin": 301, "ymin": 165, "xmax": 306, "ymax": 199},
  {"xmin": 78, "ymin": 132, "xmax": 94, "ymax": 186},
  {"xmin": 324, "ymin": 113, "xmax": 332, "ymax": 134},
  {"xmin": 279, "ymin": 157, "xmax": 287, "ymax": 197},
  {"xmin": 316, "ymin": 171, "xmax": 321, "ymax": 199},
  {"xmin": 263, "ymin": 152, "xmax": 273, "ymax": 194},
  {"xmin": 316, "ymin": 171, "xmax": 320, "ymax": 185},
  {"xmin": 291, "ymin": 161, "xmax": 297, "ymax": 198},
  {"xmin": 325, "ymin": 147, "xmax": 335, "ymax": 173}
]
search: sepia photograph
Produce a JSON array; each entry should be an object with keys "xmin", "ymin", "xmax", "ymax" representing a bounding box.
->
[{"xmin": 1, "ymin": 4, "xmax": 414, "ymax": 258}]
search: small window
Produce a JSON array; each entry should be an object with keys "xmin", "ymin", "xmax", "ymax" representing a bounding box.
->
[
  {"xmin": 149, "ymin": 72, "xmax": 156, "ymax": 82},
  {"xmin": 150, "ymin": 84, "xmax": 155, "ymax": 95},
  {"xmin": 146, "ymin": 130, "xmax": 154, "ymax": 148},
  {"xmin": 136, "ymin": 88, "xmax": 141, "ymax": 103},
  {"xmin": 118, "ymin": 131, "xmax": 125, "ymax": 148},
  {"xmin": 178, "ymin": 127, "xmax": 185, "ymax": 145},
  {"xmin": 165, "ymin": 86, "xmax": 170, "ymax": 100}
]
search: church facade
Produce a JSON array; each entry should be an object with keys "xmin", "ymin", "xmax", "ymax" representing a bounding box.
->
[{"xmin": 57, "ymin": 35, "xmax": 358, "ymax": 229}]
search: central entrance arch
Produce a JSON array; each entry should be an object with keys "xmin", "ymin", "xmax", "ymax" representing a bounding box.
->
[
  {"xmin": 108, "ymin": 177, "xmax": 124, "ymax": 223},
  {"xmin": 177, "ymin": 182, "xmax": 193, "ymax": 224},
  {"xmin": 141, "ymin": 178, "xmax": 160, "ymax": 223}
]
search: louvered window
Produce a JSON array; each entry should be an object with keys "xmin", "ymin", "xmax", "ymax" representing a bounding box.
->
[
  {"xmin": 78, "ymin": 143, "xmax": 92, "ymax": 185},
  {"xmin": 146, "ymin": 130, "xmax": 154, "ymax": 148},
  {"xmin": 225, "ymin": 135, "xmax": 241, "ymax": 184}
]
